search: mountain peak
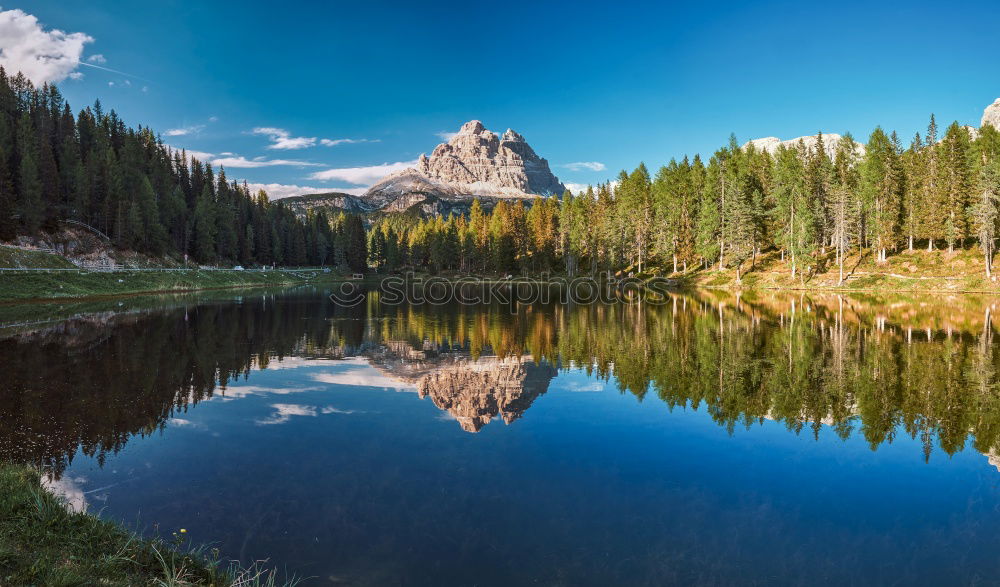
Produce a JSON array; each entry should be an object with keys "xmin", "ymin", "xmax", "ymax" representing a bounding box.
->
[
  {"xmin": 501, "ymin": 128, "xmax": 525, "ymax": 143},
  {"xmin": 412, "ymin": 120, "xmax": 563, "ymax": 197},
  {"xmin": 458, "ymin": 120, "xmax": 485, "ymax": 135}
]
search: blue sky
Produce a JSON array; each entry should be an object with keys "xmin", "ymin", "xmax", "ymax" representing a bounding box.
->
[{"xmin": 3, "ymin": 0, "xmax": 1000, "ymax": 197}]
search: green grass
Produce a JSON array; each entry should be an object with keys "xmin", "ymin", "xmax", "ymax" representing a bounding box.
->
[
  {"xmin": 0, "ymin": 268, "xmax": 345, "ymax": 302},
  {"xmin": 671, "ymin": 246, "xmax": 1000, "ymax": 293},
  {"xmin": 0, "ymin": 465, "xmax": 301, "ymax": 586},
  {"xmin": 0, "ymin": 245, "xmax": 76, "ymax": 269}
]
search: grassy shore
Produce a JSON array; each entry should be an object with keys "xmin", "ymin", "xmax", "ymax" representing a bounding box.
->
[
  {"xmin": 672, "ymin": 246, "xmax": 1000, "ymax": 293},
  {"xmin": 0, "ymin": 268, "xmax": 341, "ymax": 302},
  {"xmin": 0, "ymin": 465, "xmax": 296, "ymax": 586},
  {"xmin": 0, "ymin": 245, "xmax": 350, "ymax": 302}
]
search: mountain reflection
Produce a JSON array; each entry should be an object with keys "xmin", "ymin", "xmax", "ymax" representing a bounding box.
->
[{"xmin": 4, "ymin": 289, "xmax": 1000, "ymax": 474}]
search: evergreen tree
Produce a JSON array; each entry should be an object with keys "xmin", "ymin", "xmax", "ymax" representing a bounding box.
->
[
  {"xmin": 15, "ymin": 112, "xmax": 43, "ymax": 231},
  {"xmin": 860, "ymin": 128, "xmax": 903, "ymax": 263},
  {"xmin": 0, "ymin": 145, "xmax": 15, "ymax": 240},
  {"xmin": 192, "ymin": 183, "xmax": 217, "ymax": 263},
  {"xmin": 974, "ymin": 158, "xmax": 1000, "ymax": 278},
  {"xmin": 772, "ymin": 145, "xmax": 814, "ymax": 278},
  {"xmin": 938, "ymin": 122, "xmax": 974, "ymax": 252}
]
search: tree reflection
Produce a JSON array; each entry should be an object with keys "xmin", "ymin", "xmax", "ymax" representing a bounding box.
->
[{"xmin": 5, "ymin": 289, "xmax": 1000, "ymax": 474}]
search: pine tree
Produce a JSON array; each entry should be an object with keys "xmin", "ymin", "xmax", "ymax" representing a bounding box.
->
[
  {"xmin": 193, "ymin": 183, "xmax": 217, "ymax": 263},
  {"xmin": 696, "ymin": 157, "xmax": 722, "ymax": 269},
  {"xmin": 938, "ymin": 122, "xmax": 974, "ymax": 252},
  {"xmin": 0, "ymin": 145, "xmax": 15, "ymax": 240},
  {"xmin": 15, "ymin": 112, "xmax": 42, "ymax": 231},
  {"xmin": 772, "ymin": 145, "xmax": 814, "ymax": 278},
  {"xmin": 974, "ymin": 158, "xmax": 1000, "ymax": 278},
  {"xmin": 924, "ymin": 115, "xmax": 943, "ymax": 250},
  {"xmin": 902, "ymin": 133, "xmax": 924, "ymax": 250},
  {"xmin": 343, "ymin": 214, "xmax": 367, "ymax": 272},
  {"xmin": 805, "ymin": 132, "xmax": 835, "ymax": 251},
  {"xmin": 860, "ymin": 128, "xmax": 903, "ymax": 263}
]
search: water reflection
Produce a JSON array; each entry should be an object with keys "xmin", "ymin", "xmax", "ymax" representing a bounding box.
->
[{"xmin": 4, "ymin": 289, "xmax": 1000, "ymax": 475}]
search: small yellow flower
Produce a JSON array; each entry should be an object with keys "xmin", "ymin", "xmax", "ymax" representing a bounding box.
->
[{"xmin": 180, "ymin": 528, "xmax": 187, "ymax": 533}]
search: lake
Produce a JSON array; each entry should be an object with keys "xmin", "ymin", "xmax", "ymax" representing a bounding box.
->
[{"xmin": 4, "ymin": 287, "xmax": 1000, "ymax": 585}]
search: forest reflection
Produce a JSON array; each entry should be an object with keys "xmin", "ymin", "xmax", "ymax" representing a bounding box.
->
[{"xmin": 3, "ymin": 288, "xmax": 1000, "ymax": 475}]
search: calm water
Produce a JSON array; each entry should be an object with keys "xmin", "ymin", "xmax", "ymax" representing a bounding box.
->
[{"xmin": 4, "ymin": 288, "xmax": 1000, "ymax": 585}]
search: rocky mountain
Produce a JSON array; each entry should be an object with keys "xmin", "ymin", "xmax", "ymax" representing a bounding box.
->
[
  {"xmin": 279, "ymin": 192, "xmax": 370, "ymax": 216},
  {"xmin": 415, "ymin": 356, "xmax": 556, "ymax": 433},
  {"xmin": 745, "ymin": 98, "xmax": 1000, "ymax": 159},
  {"xmin": 744, "ymin": 133, "xmax": 865, "ymax": 158},
  {"xmin": 364, "ymin": 339, "xmax": 556, "ymax": 433},
  {"xmin": 283, "ymin": 120, "xmax": 565, "ymax": 218},
  {"xmin": 982, "ymin": 98, "xmax": 1000, "ymax": 130},
  {"xmin": 415, "ymin": 120, "xmax": 566, "ymax": 197}
]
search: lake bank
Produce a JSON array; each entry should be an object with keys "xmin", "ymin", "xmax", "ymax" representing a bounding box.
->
[
  {"xmin": 0, "ymin": 464, "xmax": 263, "ymax": 586},
  {"xmin": 670, "ymin": 247, "xmax": 1000, "ymax": 294},
  {"xmin": 0, "ymin": 243, "xmax": 361, "ymax": 302},
  {"xmin": 0, "ymin": 267, "xmax": 352, "ymax": 302}
]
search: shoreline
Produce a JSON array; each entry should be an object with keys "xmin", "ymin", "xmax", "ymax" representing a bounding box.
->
[
  {"xmin": 0, "ymin": 268, "xmax": 352, "ymax": 303},
  {"xmin": 0, "ymin": 464, "xmax": 296, "ymax": 585}
]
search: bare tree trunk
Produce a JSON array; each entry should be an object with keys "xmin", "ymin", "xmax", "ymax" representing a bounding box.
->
[{"xmin": 838, "ymin": 247, "xmax": 844, "ymax": 285}]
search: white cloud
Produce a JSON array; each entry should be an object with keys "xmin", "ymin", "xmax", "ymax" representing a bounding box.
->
[
  {"xmin": 564, "ymin": 183, "xmax": 591, "ymax": 194},
  {"xmin": 311, "ymin": 360, "xmax": 416, "ymax": 391},
  {"xmin": 68, "ymin": 71, "xmax": 83, "ymax": 80},
  {"xmin": 86, "ymin": 53, "xmax": 105, "ymax": 64},
  {"xmin": 211, "ymin": 155, "xmax": 322, "ymax": 169},
  {"xmin": 436, "ymin": 131, "xmax": 458, "ymax": 141},
  {"xmin": 563, "ymin": 161, "xmax": 606, "ymax": 172},
  {"xmin": 256, "ymin": 403, "xmax": 317, "ymax": 425},
  {"xmin": 308, "ymin": 160, "xmax": 416, "ymax": 185},
  {"xmin": 0, "ymin": 8, "xmax": 92, "ymax": 84},
  {"xmin": 320, "ymin": 138, "xmax": 379, "ymax": 147},
  {"xmin": 321, "ymin": 406, "xmax": 356, "ymax": 414},
  {"xmin": 164, "ymin": 124, "xmax": 204, "ymax": 137},
  {"xmin": 256, "ymin": 402, "xmax": 357, "ymax": 425},
  {"xmin": 242, "ymin": 182, "xmax": 335, "ymax": 200},
  {"xmin": 252, "ymin": 127, "xmax": 316, "ymax": 150},
  {"xmin": 41, "ymin": 474, "xmax": 88, "ymax": 513},
  {"xmin": 215, "ymin": 384, "xmax": 324, "ymax": 400}
]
